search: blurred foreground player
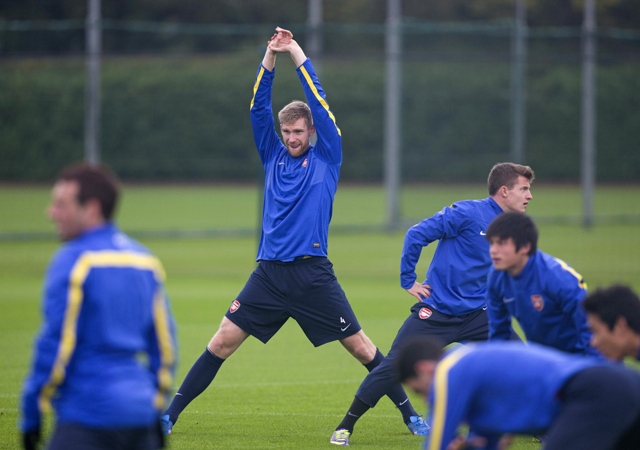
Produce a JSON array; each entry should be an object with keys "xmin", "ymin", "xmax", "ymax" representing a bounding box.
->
[
  {"xmin": 161, "ymin": 27, "xmax": 425, "ymax": 437},
  {"xmin": 20, "ymin": 163, "xmax": 177, "ymax": 450},
  {"xmin": 583, "ymin": 284, "xmax": 640, "ymax": 361},
  {"xmin": 396, "ymin": 336, "xmax": 640, "ymax": 450}
]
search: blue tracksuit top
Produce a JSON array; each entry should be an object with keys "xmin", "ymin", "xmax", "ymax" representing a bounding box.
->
[
  {"xmin": 20, "ymin": 223, "xmax": 177, "ymax": 432},
  {"xmin": 250, "ymin": 59, "xmax": 341, "ymax": 262},
  {"xmin": 400, "ymin": 197, "xmax": 504, "ymax": 316},
  {"xmin": 487, "ymin": 250, "xmax": 596, "ymax": 355},
  {"xmin": 425, "ymin": 342, "xmax": 603, "ymax": 450}
]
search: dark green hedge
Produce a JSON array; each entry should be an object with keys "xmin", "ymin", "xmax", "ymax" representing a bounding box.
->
[{"xmin": 2, "ymin": 52, "xmax": 639, "ymax": 182}]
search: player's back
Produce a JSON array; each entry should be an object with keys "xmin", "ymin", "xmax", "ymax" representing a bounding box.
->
[
  {"xmin": 52, "ymin": 223, "xmax": 166, "ymax": 428},
  {"xmin": 439, "ymin": 342, "xmax": 601, "ymax": 434}
]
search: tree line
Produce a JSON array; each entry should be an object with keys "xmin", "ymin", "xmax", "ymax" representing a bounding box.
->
[{"xmin": 1, "ymin": 0, "xmax": 639, "ymax": 30}]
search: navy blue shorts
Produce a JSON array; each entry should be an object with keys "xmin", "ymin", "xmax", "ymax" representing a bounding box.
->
[
  {"xmin": 394, "ymin": 303, "xmax": 490, "ymax": 345},
  {"xmin": 355, "ymin": 304, "xmax": 489, "ymax": 407},
  {"xmin": 224, "ymin": 257, "xmax": 361, "ymax": 346},
  {"xmin": 47, "ymin": 422, "xmax": 163, "ymax": 450}
]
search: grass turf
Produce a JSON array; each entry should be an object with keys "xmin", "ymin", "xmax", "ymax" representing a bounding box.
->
[{"xmin": 1, "ymin": 183, "xmax": 639, "ymax": 449}]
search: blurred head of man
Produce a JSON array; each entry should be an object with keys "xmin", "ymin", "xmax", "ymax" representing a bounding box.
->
[
  {"xmin": 583, "ymin": 285, "xmax": 640, "ymax": 361},
  {"xmin": 486, "ymin": 212, "xmax": 538, "ymax": 276},
  {"xmin": 48, "ymin": 163, "xmax": 119, "ymax": 241},
  {"xmin": 395, "ymin": 336, "xmax": 445, "ymax": 397}
]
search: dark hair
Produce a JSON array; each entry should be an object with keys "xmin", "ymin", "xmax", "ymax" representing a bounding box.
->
[
  {"xmin": 57, "ymin": 163, "xmax": 120, "ymax": 221},
  {"xmin": 485, "ymin": 212, "xmax": 538, "ymax": 255},
  {"xmin": 395, "ymin": 336, "xmax": 445, "ymax": 383},
  {"xmin": 582, "ymin": 285, "xmax": 640, "ymax": 333},
  {"xmin": 487, "ymin": 162, "xmax": 535, "ymax": 196}
]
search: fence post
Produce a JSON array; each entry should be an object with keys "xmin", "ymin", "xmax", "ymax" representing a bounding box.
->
[
  {"xmin": 85, "ymin": 0, "xmax": 102, "ymax": 165},
  {"xmin": 510, "ymin": 0, "xmax": 527, "ymax": 164},
  {"xmin": 384, "ymin": 0, "xmax": 402, "ymax": 230},
  {"xmin": 581, "ymin": 0, "xmax": 597, "ymax": 228}
]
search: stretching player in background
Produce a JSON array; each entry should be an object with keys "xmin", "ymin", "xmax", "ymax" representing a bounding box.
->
[
  {"xmin": 583, "ymin": 284, "xmax": 640, "ymax": 361},
  {"xmin": 331, "ymin": 162, "xmax": 534, "ymax": 446},
  {"xmin": 161, "ymin": 27, "xmax": 427, "ymax": 437},
  {"xmin": 395, "ymin": 336, "xmax": 640, "ymax": 450},
  {"xmin": 485, "ymin": 212, "xmax": 599, "ymax": 356},
  {"xmin": 20, "ymin": 163, "xmax": 176, "ymax": 450}
]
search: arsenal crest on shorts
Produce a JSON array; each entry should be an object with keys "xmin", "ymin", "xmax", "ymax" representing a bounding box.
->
[
  {"xmin": 229, "ymin": 300, "xmax": 241, "ymax": 313},
  {"xmin": 531, "ymin": 295, "xmax": 544, "ymax": 311},
  {"xmin": 418, "ymin": 307, "xmax": 432, "ymax": 320}
]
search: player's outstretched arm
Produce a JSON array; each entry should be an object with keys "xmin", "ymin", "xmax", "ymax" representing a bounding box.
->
[{"xmin": 261, "ymin": 38, "xmax": 277, "ymax": 71}]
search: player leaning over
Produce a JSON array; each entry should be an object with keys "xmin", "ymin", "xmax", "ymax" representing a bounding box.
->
[
  {"xmin": 396, "ymin": 336, "xmax": 640, "ymax": 450},
  {"xmin": 485, "ymin": 212, "xmax": 599, "ymax": 356},
  {"xmin": 160, "ymin": 27, "xmax": 427, "ymax": 437},
  {"xmin": 331, "ymin": 162, "xmax": 534, "ymax": 446}
]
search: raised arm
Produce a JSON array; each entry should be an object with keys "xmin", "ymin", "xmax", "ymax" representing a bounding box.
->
[{"xmin": 267, "ymin": 27, "xmax": 307, "ymax": 68}]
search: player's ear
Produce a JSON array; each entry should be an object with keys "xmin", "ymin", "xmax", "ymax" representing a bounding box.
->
[
  {"xmin": 614, "ymin": 316, "xmax": 631, "ymax": 334},
  {"xmin": 84, "ymin": 198, "xmax": 104, "ymax": 221},
  {"xmin": 309, "ymin": 125, "xmax": 316, "ymax": 136}
]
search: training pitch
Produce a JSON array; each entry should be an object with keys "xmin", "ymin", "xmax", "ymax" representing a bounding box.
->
[{"xmin": 1, "ymin": 183, "xmax": 639, "ymax": 449}]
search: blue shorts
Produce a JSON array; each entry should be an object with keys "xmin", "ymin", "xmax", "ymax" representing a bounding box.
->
[
  {"xmin": 355, "ymin": 304, "xmax": 489, "ymax": 407},
  {"xmin": 225, "ymin": 257, "xmax": 361, "ymax": 346}
]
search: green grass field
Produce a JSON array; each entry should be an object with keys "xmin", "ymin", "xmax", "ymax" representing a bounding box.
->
[{"xmin": 1, "ymin": 183, "xmax": 639, "ymax": 449}]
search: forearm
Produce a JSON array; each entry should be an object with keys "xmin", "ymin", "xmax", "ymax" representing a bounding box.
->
[
  {"xmin": 261, "ymin": 47, "xmax": 277, "ymax": 72},
  {"xmin": 288, "ymin": 42, "xmax": 307, "ymax": 67},
  {"xmin": 488, "ymin": 313, "xmax": 512, "ymax": 340}
]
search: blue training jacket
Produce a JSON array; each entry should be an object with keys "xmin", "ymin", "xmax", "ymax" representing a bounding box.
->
[
  {"xmin": 487, "ymin": 250, "xmax": 597, "ymax": 355},
  {"xmin": 250, "ymin": 59, "xmax": 341, "ymax": 262},
  {"xmin": 20, "ymin": 223, "xmax": 177, "ymax": 432},
  {"xmin": 400, "ymin": 197, "xmax": 504, "ymax": 316},
  {"xmin": 425, "ymin": 342, "xmax": 602, "ymax": 450}
]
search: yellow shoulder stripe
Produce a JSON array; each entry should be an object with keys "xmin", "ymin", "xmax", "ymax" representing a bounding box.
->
[
  {"xmin": 250, "ymin": 66, "xmax": 266, "ymax": 110},
  {"xmin": 553, "ymin": 257, "xmax": 587, "ymax": 290},
  {"xmin": 299, "ymin": 65, "xmax": 341, "ymax": 136}
]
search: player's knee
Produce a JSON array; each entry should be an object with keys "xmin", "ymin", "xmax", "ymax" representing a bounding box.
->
[
  {"xmin": 207, "ymin": 320, "xmax": 247, "ymax": 358},
  {"xmin": 342, "ymin": 332, "xmax": 377, "ymax": 363}
]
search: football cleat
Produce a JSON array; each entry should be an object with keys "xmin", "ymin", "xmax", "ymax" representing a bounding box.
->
[
  {"xmin": 160, "ymin": 415, "xmax": 173, "ymax": 435},
  {"xmin": 330, "ymin": 429, "xmax": 351, "ymax": 446},
  {"xmin": 407, "ymin": 415, "xmax": 430, "ymax": 436}
]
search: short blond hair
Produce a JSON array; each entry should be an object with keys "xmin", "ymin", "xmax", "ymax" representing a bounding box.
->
[{"xmin": 278, "ymin": 100, "xmax": 313, "ymax": 128}]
